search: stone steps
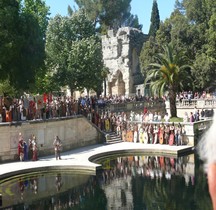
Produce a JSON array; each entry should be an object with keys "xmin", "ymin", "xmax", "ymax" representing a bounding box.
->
[{"xmin": 105, "ymin": 132, "xmax": 123, "ymax": 144}]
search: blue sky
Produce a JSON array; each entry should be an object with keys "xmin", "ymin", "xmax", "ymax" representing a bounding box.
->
[{"xmin": 45, "ymin": 0, "xmax": 176, "ymax": 34}]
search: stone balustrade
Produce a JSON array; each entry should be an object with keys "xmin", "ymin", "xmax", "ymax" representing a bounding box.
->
[
  {"xmin": 100, "ymin": 100, "xmax": 165, "ymax": 114},
  {"xmin": 99, "ymin": 99, "xmax": 216, "ymax": 115},
  {"xmin": 175, "ymin": 98, "xmax": 216, "ymax": 108}
]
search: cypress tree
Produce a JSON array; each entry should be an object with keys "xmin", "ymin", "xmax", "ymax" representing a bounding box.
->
[{"xmin": 148, "ymin": 0, "xmax": 160, "ymax": 37}]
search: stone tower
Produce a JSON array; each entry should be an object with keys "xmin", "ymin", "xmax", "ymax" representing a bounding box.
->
[{"xmin": 102, "ymin": 27, "xmax": 148, "ymax": 97}]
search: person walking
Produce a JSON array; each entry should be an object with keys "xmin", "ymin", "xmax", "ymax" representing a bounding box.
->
[
  {"xmin": 28, "ymin": 134, "xmax": 33, "ymax": 160},
  {"xmin": 31, "ymin": 135, "xmax": 38, "ymax": 161},
  {"xmin": 18, "ymin": 136, "xmax": 24, "ymax": 161},
  {"xmin": 23, "ymin": 139, "xmax": 28, "ymax": 161},
  {"xmin": 53, "ymin": 136, "xmax": 62, "ymax": 160}
]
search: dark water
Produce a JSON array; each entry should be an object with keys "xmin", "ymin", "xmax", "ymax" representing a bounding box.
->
[{"xmin": 0, "ymin": 153, "xmax": 212, "ymax": 210}]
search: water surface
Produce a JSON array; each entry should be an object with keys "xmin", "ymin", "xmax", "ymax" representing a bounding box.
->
[{"xmin": 0, "ymin": 153, "xmax": 212, "ymax": 210}]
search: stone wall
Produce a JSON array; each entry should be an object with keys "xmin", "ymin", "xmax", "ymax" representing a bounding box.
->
[
  {"xmin": 102, "ymin": 27, "xmax": 148, "ymax": 96},
  {"xmin": 0, "ymin": 116, "xmax": 104, "ymax": 162}
]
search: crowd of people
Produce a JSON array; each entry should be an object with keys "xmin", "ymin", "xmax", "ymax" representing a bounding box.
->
[
  {"xmin": 93, "ymin": 105, "xmax": 214, "ymax": 146},
  {"xmin": 14, "ymin": 95, "xmax": 214, "ymax": 161},
  {"xmin": 176, "ymin": 90, "xmax": 216, "ymax": 101},
  {"xmin": 0, "ymin": 94, "xmax": 79, "ymax": 122},
  {"xmin": 100, "ymin": 110, "xmax": 186, "ymax": 146},
  {"xmin": 0, "ymin": 94, "xmax": 164, "ymax": 122},
  {"xmin": 0, "ymin": 91, "xmax": 212, "ymax": 162},
  {"xmin": 0, "ymin": 90, "xmax": 215, "ymax": 123}
]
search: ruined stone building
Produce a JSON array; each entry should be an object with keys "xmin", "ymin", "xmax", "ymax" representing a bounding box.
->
[{"xmin": 102, "ymin": 27, "xmax": 148, "ymax": 97}]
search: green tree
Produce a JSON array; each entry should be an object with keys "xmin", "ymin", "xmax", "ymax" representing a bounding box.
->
[
  {"xmin": 140, "ymin": 36, "xmax": 161, "ymax": 79},
  {"xmin": 67, "ymin": 36, "xmax": 103, "ymax": 94},
  {"xmin": 45, "ymin": 10, "xmax": 104, "ymax": 95},
  {"xmin": 145, "ymin": 44, "xmax": 192, "ymax": 117},
  {"xmin": 18, "ymin": 0, "xmax": 49, "ymax": 92},
  {"xmin": 72, "ymin": 0, "xmax": 142, "ymax": 33},
  {"xmin": 0, "ymin": 79, "xmax": 16, "ymax": 96},
  {"xmin": 183, "ymin": 0, "xmax": 209, "ymax": 25},
  {"xmin": 148, "ymin": 0, "xmax": 160, "ymax": 37},
  {"xmin": 141, "ymin": 0, "xmax": 216, "ymax": 92},
  {"xmin": 181, "ymin": 0, "xmax": 216, "ymax": 90},
  {"xmin": 0, "ymin": 0, "xmax": 49, "ymax": 93},
  {"xmin": 0, "ymin": 0, "xmax": 20, "ymax": 81},
  {"xmin": 206, "ymin": 13, "xmax": 216, "ymax": 59},
  {"xmin": 192, "ymin": 53, "xmax": 216, "ymax": 90}
]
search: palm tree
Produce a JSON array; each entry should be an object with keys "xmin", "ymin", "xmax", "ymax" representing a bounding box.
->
[{"xmin": 145, "ymin": 44, "xmax": 192, "ymax": 118}]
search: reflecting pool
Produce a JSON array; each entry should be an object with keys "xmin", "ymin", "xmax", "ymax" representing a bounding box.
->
[{"xmin": 0, "ymin": 153, "xmax": 212, "ymax": 210}]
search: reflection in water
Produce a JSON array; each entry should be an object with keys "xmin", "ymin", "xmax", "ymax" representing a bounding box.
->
[
  {"xmin": 0, "ymin": 172, "xmax": 107, "ymax": 209},
  {"xmin": 97, "ymin": 154, "xmax": 211, "ymax": 210},
  {"xmin": 100, "ymin": 155, "xmax": 194, "ymax": 185},
  {"xmin": 0, "ymin": 154, "xmax": 213, "ymax": 210},
  {"xmin": 55, "ymin": 174, "xmax": 62, "ymax": 192}
]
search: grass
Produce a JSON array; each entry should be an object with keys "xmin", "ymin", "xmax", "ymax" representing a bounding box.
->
[{"xmin": 169, "ymin": 117, "xmax": 183, "ymax": 122}]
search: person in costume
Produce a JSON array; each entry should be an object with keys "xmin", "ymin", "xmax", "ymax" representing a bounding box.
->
[
  {"xmin": 23, "ymin": 139, "xmax": 28, "ymax": 161},
  {"xmin": 28, "ymin": 134, "xmax": 33, "ymax": 160},
  {"xmin": 148, "ymin": 124, "xmax": 154, "ymax": 144},
  {"xmin": 18, "ymin": 134, "xmax": 24, "ymax": 161},
  {"xmin": 159, "ymin": 124, "xmax": 165, "ymax": 144},
  {"xmin": 153, "ymin": 124, "xmax": 159, "ymax": 144},
  {"xmin": 31, "ymin": 135, "xmax": 38, "ymax": 161},
  {"xmin": 175, "ymin": 123, "xmax": 182, "ymax": 146},
  {"xmin": 164, "ymin": 124, "xmax": 170, "ymax": 145},
  {"xmin": 169, "ymin": 122, "xmax": 175, "ymax": 145},
  {"xmin": 53, "ymin": 135, "xmax": 62, "ymax": 160}
]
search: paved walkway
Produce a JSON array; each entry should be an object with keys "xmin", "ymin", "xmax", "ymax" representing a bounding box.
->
[{"xmin": 0, "ymin": 142, "xmax": 194, "ymax": 180}]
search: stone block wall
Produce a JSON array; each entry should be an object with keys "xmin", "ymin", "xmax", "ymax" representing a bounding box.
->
[
  {"xmin": 102, "ymin": 27, "xmax": 148, "ymax": 96},
  {"xmin": 0, "ymin": 116, "xmax": 104, "ymax": 162}
]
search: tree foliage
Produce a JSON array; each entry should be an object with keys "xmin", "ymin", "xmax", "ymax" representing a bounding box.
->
[
  {"xmin": 72, "ymin": 0, "xmax": 142, "ymax": 33},
  {"xmin": 148, "ymin": 0, "xmax": 160, "ymax": 37},
  {"xmin": 0, "ymin": 0, "xmax": 49, "ymax": 94},
  {"xmin": 140, "ymin": 0, "xmax": 216, "ymax": 92},
  {"xmin": 45, "ymin": 10, "xmax": 104, "ymax": 95},
  {"xmin": 0, "ymin": 0, "xmax": 21, "ymax": 81},
  {"xmin": 139, "ymin": 36, "xmax": 160, "ymax": 79}
]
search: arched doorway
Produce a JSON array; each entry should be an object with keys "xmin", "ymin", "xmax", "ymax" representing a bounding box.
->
[{"xmin": 108, "ymin": 70, "xmax": 125, "ymax": 96}]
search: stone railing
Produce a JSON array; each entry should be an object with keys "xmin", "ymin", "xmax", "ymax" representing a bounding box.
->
[
  {"xmin": 165, "ymin": 99, "xmax": 216, "ymax": 118},
  {"xmin": 98, "ymin": 100, "xmax": 165, "ymax": 113},
  {"xmin": 175, "ymin": 99, "xmax": 216, "ymax": 108},
  {"xmin": 98, "ymin": 98, "xmax": 216, "ymax": 114}
]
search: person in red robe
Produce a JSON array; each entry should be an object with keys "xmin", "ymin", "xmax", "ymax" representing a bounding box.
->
[{"xmin": 18, "ymin": 133, "xmax": 24, "ymax": 161}]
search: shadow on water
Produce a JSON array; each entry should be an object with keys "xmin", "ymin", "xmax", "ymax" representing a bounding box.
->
[{"xmin": 0, "ymin": 153, "xmax": 212, "ymax": 210}]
